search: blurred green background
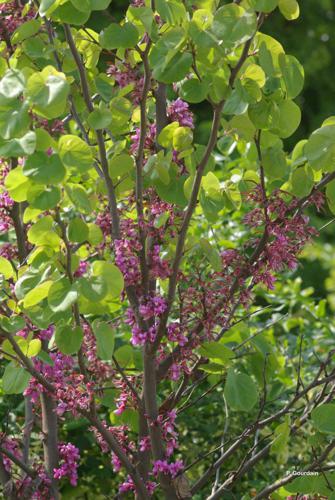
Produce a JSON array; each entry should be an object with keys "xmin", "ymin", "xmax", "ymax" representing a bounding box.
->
[{"xmin": 265, "ymin": 0, "xmax": 335, "ymax": 142}]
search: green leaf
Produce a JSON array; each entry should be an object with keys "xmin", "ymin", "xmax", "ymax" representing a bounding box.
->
[
  {"xmin": 90, "ymin": 0, "xmax": 112, "ymax": 9},
  {"xmin": 27, "ymin": 216, "xmax": 61, "ymax": 248},
  {"xmin": 326, "ymin": 180, "xmax": 335, "ymax": 214},
  {"xmin": 199, "ymin": 238, "xmax": 222, "ymax": 272},
  {"xmin": 223, "ymin": 84, "xmax": 249, "ymax": 116},
  {"xmin": 262, "ymin": 145, "xmax": 288, "ymax": 179},
  {"xmin": 25, "ymin": 339, "xmax": 42, "ymax": 358},
  {"xmin": 15, "ymin": 270, "xmax": 43, "ymax": 300},
  {"xmin": 35, "ymin": 128, "xmax": 57, "ymax": 152},
  {"xmin": 67, "ymin": 217, "xmax": 89, "ymax": 243},
  {"xmin": 5, "ymin": 166, "xmax": 31, "ymax": 202},
  {"xmin": 0, "ymin": 131, "xmax": 36, "ymax": 158},
  {"xmin": 287, "ymin": 473, "xmax": 335, "ymax": 496},
  {"xmin": 270, "ymin": 416, "xmax": 290, "ymax": 464},
  {"xmin": 70, "ymin": 0, "xmax": 90, "ymax": 12},
  {"xmin": 100, "ymin": 23, "xmax": 139, "ymax": 50},
  {"xmin": 173, "ymin": 127, "xmax": 193, "ymax": 151},
  {"xmin": 158, "ymin": 122, "xmax": 179, "ymax": 148},
  {"xmin": 155, "ymin": 168, "xmax": 188, "ymax": 207},
  {"xmin": 113, "ymin": 345, "xmax": 134, "ymax": 368},
  {"xmin": 93, "ymin": 321, "xmax": 115, "ymax": 360},
  {"xmin": 23, "ymin": 152, "xmax": 66, "ymax": 184},
  {"xmin": 199, "ymin": 342, "xmax": 233, "ymax": 365},
  {"xmin": 0, "ymin": 316, "xmax": 26, "ymax": 334},
  {"xmin": 154, "ymin": 212, "xmax": 169, "ymax": 229},
  {"xmin": 108, "ymin": 153, "xmax": 135, "ymax": 178},
  {"xmin": 0, "ymin": 69, "xmax": 25, "ymax": 99},
  {"xmin": 305, "ymin": 125, "xmax": 335, "ymax": 172},
  {"xmin": 39, "ymin": 0, "xmax": 58, "ymax": 16},
  {"xmin": 224, "ymin": 370, "xmax": 259, "ymax": 411},
  {"xmin": 152, "ymin": 51, "xmax": 192, "ymax": 84},
  {"xmin": 311, "ymin": 404, "xmax": 335, "ymax": 435},
  {"xmin": 242, "ymin": 63, "xmax": 266, "ymax": 87},
  {"xmin": 202, "ymin": 171, "xmax": 221, "ymax": 197},
  {"xmin": 257, "ymin": 33, "xmax": 284, "ymax": 77},
  {"xmin": 291, "ymin": 166, "xmax": 314, "ymax": 197},
  {"xmin": 180, "ymin": 78, "xmax": 208, "ymax": 103},
  {"xmin": 52, "ymin": 2, "xmax": 91, "ymax": 24},
  {"xmin": 87, "ymin": 223, "xmax": 103, "ymax": 245},
  {"xmin": 23, "ymin": 281, "xmax": 53, "ymax": 308},
  {"xmin": 92, "ymin": 261, "xmax": 124, "ymax": 298},
  {"xmin": 88, "ymin": 108, "xmax": 113, "ymax": 130},
  {"xmin": 279, "ymin": 54, "xmax": 304, "ymax": 99},
  {"xmin": 248, "ymin": 99, "xmax": 280, "ymax": 130},
  {"xmin": 65, "ymin": 184, "xmax": 92, "ymax": 213},
  {"xmin": 2, "ymin": 364, "xmax": 31, "ymax": 394},
  {"xmin": 127, "ymin": 6, "xmax": 154, "ymax": 33},
  {"xmin": 55, "ymin": 325, "xmax": 84, "ymax": 355},
  {"xmin": 212, "ymin": 4, "xmax": 257, "ymax": 51},
  {"xmin": 0, "ymin": 101, "xmax": 30, "ymax": 140},
  {"xmin": 0, "ymin": 257, "xmax": 13, "ymax": 279},
  {"xmin": 11, "ymin": 19, "xmax": 40, "ymax": 44},
  {"xmin": 278, "ymin": 0, "xmax": 299, "ymax": 20},
  {"xmin": 249, "ymin": 0, "xmax": 278, "ymax": 12},
  {"xmin": 271, "ymin": 100, "xmax": 301, "ymax": 138},
  {"xmin": 109, "ymin": 96, "xmax": 132, "ymax": 132},
  {"xmin": 48, "ymin": 278, "xmax": 78, "ymax": 312},
  {"xmin": 26, "ymin": 66, "xmax": 70, "ymax": 119},
  {"xmin": 78, "ymin": 276, "xmax": 108, "ymax": 302},
  {"xmin": 27, "ymin": 185, "xmax": 61, "ymax": 210},
  {"xmin": 156, "ymin": 0, "xmax": 187, "ymax": 25},
  {"xmin": 58, "ymin": 135, "xmax": 93, "ymax": 172}
]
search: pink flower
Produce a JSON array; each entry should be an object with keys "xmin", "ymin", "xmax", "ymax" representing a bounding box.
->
[
  {"xmin": 152, "ymin": 459, "xmax": 183, "ymax": 478},
  {"xmin": 167, "ymin": 99, "xmax": 194, "ymax": 129},
  {"xmin": 53, "ymin": 442, "xmax": 80, "ymax": 486}
]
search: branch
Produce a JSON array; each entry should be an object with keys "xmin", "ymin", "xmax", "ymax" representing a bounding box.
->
[
  {"xmin": 0, "ymin": 447, "xmax": 37, "ymax": 480},
  {"xmin": 63, "ymin": 24, "xmax": 120, "ymax": 239},
  {"xmin": 135, "ymin": 45, "xmax": 152, "ymax": 293},
  {"xmin": 155, "ymin": 83, "xmax": 168, "ymax": 142},
  {"xmin": 254, "ymin": 440, "xmax": 335, "ymax": 500},
  {"xmin": 87, "ymin": 413, "xmax": 150, "ymax": 500},
  {"xmin": 152, "ymin": 102, "xmax": 224, "ymax": 351},
  {"xmin": 191, "ymin": 365, "xmax": 335, "ymax": 494},
  {"xmin": 0, "ymin": 458, "xmax": 16, "ymax": 500},
  {"xmin": 1, "ymin": 331, "xmax": 149, "ymax": 498}
]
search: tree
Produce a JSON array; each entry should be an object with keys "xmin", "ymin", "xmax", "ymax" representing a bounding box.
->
[{"xmin": 1, "ymin": 0, "xmax": 335, "ymax": 498}]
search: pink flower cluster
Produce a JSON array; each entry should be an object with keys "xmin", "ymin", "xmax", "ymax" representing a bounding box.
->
[
  {"xmin": 53, "ymin": 442, "xmax": 80, "ymax": 486},
  {"xmin": 131, "ymin": 99, "xmax": 194, "ymax": 155},
  {"xmin": 126, "ymin": 294, "xmax": 167, "ymax": 345},
  {"xmin": 157, "ymin": 410, "xmax": 179, "ymax": 457},
  {"xmin": 24, "ymin": 349, "xmax": 94, "ymax": 417},
  {"xmin": 55, "ymin": 374, "xmax": 94, "ymax": 417},
  {"xmin": 0, "ymin": 434, "xmax": 20, "ymax": 472},
  {"xmin": 167, "ymin": 98, "xmax": 194, "ymax": 129},
  {"xmin": 0, "ymin": 164, "xmax": 14, "ymax": 234},
  {"xmin": 92, "ymin": 422, "xmax": 132, "ymax": 473},
  {"xmin": 107, "ymin": 62, "xmax": 144, "ymax": 104},
  {"xmin": 139, "ymin": 295, "xmax": 167, "ymax": 320},
  {"xmin": 115, "ymin": 238, "xmax": 142, "ymax": 286},
  {"xmin": 152, "ymin": 459, "xmax": 183, "ymax": 478},
  {"xmin": 113, "ymin": 374, "xmax": 138, "ymax": 415},
  {"xmin": 119, "ymin": 476, "xmax": 156, "ymax": 495},
  {"xmin": 0, "ymin": 1, "xmax": 35, "ymax": 40},
  {"xmin": 82, "ymin": 323, "xmax": 113, "ymax": 380},
  {"xmin": 73, "ymin": 260, "xmax": 88, "ymax": 278},
  {"xmin": 167, "ymin": 323, "xmax": 188, "ymax": 346},
  {"xmin": 24, "ymin": 352, "xmax": 74, "ymax": 404}
]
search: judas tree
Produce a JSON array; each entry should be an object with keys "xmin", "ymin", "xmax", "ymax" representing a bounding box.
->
[{"xmin": 1, "ymin": 0, "xmax": 335, "ymax": 498}]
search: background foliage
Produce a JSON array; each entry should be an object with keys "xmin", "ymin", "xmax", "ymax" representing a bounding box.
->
[{"xmin": 1, "ymin": 0, "xmax": 335, "ymax": 499}]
